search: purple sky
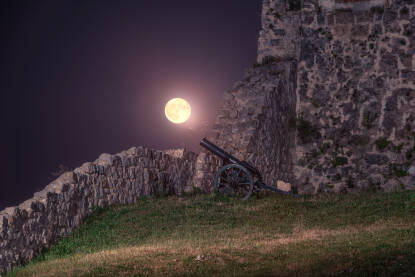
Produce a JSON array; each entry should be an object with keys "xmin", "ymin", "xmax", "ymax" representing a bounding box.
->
[{"xmin": 0, "ymin": 0, "xmax": 262, "ymax": 209}]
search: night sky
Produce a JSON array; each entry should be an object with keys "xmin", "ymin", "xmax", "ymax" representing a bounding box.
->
[{"xmin": 0, "ymin": 1, "xmax": 262, "ymax": 210}]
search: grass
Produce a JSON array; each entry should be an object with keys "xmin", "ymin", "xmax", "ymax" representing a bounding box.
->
[{"xmin": 6, "ymin": 191, "xmax": 415, "ymax": 277}]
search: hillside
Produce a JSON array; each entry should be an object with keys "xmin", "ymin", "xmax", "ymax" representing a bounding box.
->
[{"xmin": 6, "ymin": 191, "xmax": 415, "ymax": 277}]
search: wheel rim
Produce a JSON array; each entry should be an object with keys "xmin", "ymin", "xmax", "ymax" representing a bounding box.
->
[{"xmin": 214, "ymin": 164, "xmax": 254, "ymax": 200}]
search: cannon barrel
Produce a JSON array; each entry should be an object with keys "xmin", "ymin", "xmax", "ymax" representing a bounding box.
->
[
  {"xmin": 200, "ymin": 138, "xmax": 240, "ymax": 164},
  {"xmin": 200, "ymin": 138, "xmax": 261, "ymax": 178}
]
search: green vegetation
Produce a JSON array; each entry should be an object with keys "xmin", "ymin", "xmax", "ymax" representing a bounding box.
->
[
  {"xmin": 331, "ymin": 156, "xmax": 348, "ymax": 168},
  {"xmin": 319, "ymin": 142, "xmax": 331, "ymax": 154},
  {"xmin": 375, "ymin": 137, "xmax": 390, "ymax": 152},
  {"xmin": 392, "ymin": 143, "xmax": 404, "ymax": 153},
  {"xmin": 391, "ymin": 164, "xmax": 409, "ymax": 177},
  {"xmin": 7, "ymin": 191, "xmax": 415, "ymax": 277}
]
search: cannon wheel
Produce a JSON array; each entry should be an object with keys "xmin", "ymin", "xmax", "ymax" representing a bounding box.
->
[{"xmin": 214, "ymin": 164, "xmax": 254, "ymax": 200}]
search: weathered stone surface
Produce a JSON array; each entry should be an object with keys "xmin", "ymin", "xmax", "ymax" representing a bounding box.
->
[
  {"xmin": 206, "ymin": 61, "xmax": 297, "ymax": 187},
  {"xmin": 364, "ymin": 154, "xmax": 390, "ymax": 165},
  {"xmin": 277, "ymin": 180, "xmax": 292, "ymax": 192},
  {"xmin": 2, "ymin": 0, "xmax": 415, "ymax": 273},
  {"xmin": 254, "ymin": 0, "xmax": 415, "ymax": 194},
  {"xmin": 0, "ymin": 147, "xmax": 218, "ymax": 274}
]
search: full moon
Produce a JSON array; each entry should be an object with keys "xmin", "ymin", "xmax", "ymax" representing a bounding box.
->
[{"xmin": 165, "ymin": 98, "xmax": 191, "ymax": 124}]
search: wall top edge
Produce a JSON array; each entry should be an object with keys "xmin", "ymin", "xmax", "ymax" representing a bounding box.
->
[{"xmin": 319, "ymin": 0, "xmax": 387, "ymax": 11}]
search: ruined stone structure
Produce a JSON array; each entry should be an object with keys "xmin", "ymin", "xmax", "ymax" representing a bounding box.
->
[
  {"xmin": 207, "ymin": 62, "xmax": 298, "ymax": 186},
  {"xmin": 0, "ymin": 148, "xmax": 219, "ymax": 273},
  {"xmin": 1, "ymin": 0, "xmax": 415, "ymax": 274},
  {"xmin": 208, "ymin": 0, "xmax": 415, "ymax": 193}
]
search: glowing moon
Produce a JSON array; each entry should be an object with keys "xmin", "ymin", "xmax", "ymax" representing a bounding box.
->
[{"xmin": 165, "ymin": 98, "xmax": 191, "ymax": 124}]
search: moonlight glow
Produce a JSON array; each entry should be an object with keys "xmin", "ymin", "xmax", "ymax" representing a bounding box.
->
[{"xmin": 165, "ymin": 98, "xmax": 191, "ymax": 124}]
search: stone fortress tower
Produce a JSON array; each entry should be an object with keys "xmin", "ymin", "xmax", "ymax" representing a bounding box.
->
[{"xmin": 207, "ymin": 0, "xmax": 415, "ymax": 194}]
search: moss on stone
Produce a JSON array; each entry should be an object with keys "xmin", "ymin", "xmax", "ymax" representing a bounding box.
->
[
  {"xmin": 392, "ymin": 143, "xmax": 404, "ymax": 153},
  {"xmin": 390, "ymin": 164, "xmax": 409, "ymax": 177},
  {"xmin": 332, "ymin": 156, "xmax": 348, "ymax": 168},
  {"xmin": 319, "ymin": 143, "xmax": 331, "ymax": 154},
  {"xmin": 375, "ymin": 138, "xmax": 390, "ymax": 152}
]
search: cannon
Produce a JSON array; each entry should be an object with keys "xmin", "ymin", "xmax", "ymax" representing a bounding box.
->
[{"xmin": 200, "ymin": 138, "xmax": 298, "ymax": 200}]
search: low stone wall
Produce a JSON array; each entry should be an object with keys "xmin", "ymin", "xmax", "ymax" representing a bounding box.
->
[{"xmin": 0, "ymin": 146, "xmax": 218, "ymax": 274}]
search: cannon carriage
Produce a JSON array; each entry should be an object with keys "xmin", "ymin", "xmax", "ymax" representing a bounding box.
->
[{"xmin": 200, "ymin": 138, "xmax": 297, "ymax": 200}]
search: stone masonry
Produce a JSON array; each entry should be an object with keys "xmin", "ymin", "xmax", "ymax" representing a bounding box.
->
[
  {"xmin": 209, "ymin": 0, "xmax": 415, "ymax": 193},
  {"xmin": 0, "ymin": 147, "xmax": 218, "ymax": 273},
  {"xmin": 2, "ymin": 0, "xmax": 415, "ymax": 273},
  {"xmin": 206, "ymin": 61, "xmax": 297, "ymax": 186}
]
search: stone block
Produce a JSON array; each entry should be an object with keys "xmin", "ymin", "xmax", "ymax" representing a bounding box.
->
[
  {"xmin": 74, "ymin": 162, "xmax": 95, "ymax": 175},
  {"xmin": 355, "ymin": 10, "xmax": 374, "ymax": 22},
  {"xmin": 277, "ymin": 180, "xmax": 291, "ymax": 192},
  {"xmin": 351, "ymin": 24, "xmax": 369, "ymax": 36},
  {"xmin": 336, "ymin": 9, "xmax": 354, "ymax": 24},
  {"xmin": 95, "ymin": 153, "xmax": 114, "ymax": 167},
  {"xmin": 364, "ymin": 154, "xmax": 389, "ymax": 165}
]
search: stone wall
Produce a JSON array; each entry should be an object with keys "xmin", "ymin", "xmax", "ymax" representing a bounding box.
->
[
  {"xmin": 212, "ymin": 0, "xmax": 415, "ymax": 193},
  {"xmin": 0, "ymin": 147, "xmax": 218, "ymax": 274},
  {"xmin": 291, "ymin": 0, "xmax": 415, "ymax": 193},
  {"xmin": 2, "ymin": 0, "xmax": 415, "ymax": 273},
  {"xmin": 206, "ymin": 61, "xmax": 297, "ymax": 186}
]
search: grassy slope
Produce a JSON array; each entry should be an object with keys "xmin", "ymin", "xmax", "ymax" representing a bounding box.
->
[{"xmin": 6, "ymin": 191, "xmax": 415, "ymax": 277}]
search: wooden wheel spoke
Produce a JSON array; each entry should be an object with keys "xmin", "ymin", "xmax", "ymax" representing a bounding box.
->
[{"xmin": 214, "ymin": 164, "xmax": 254, "ymax": 200}]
